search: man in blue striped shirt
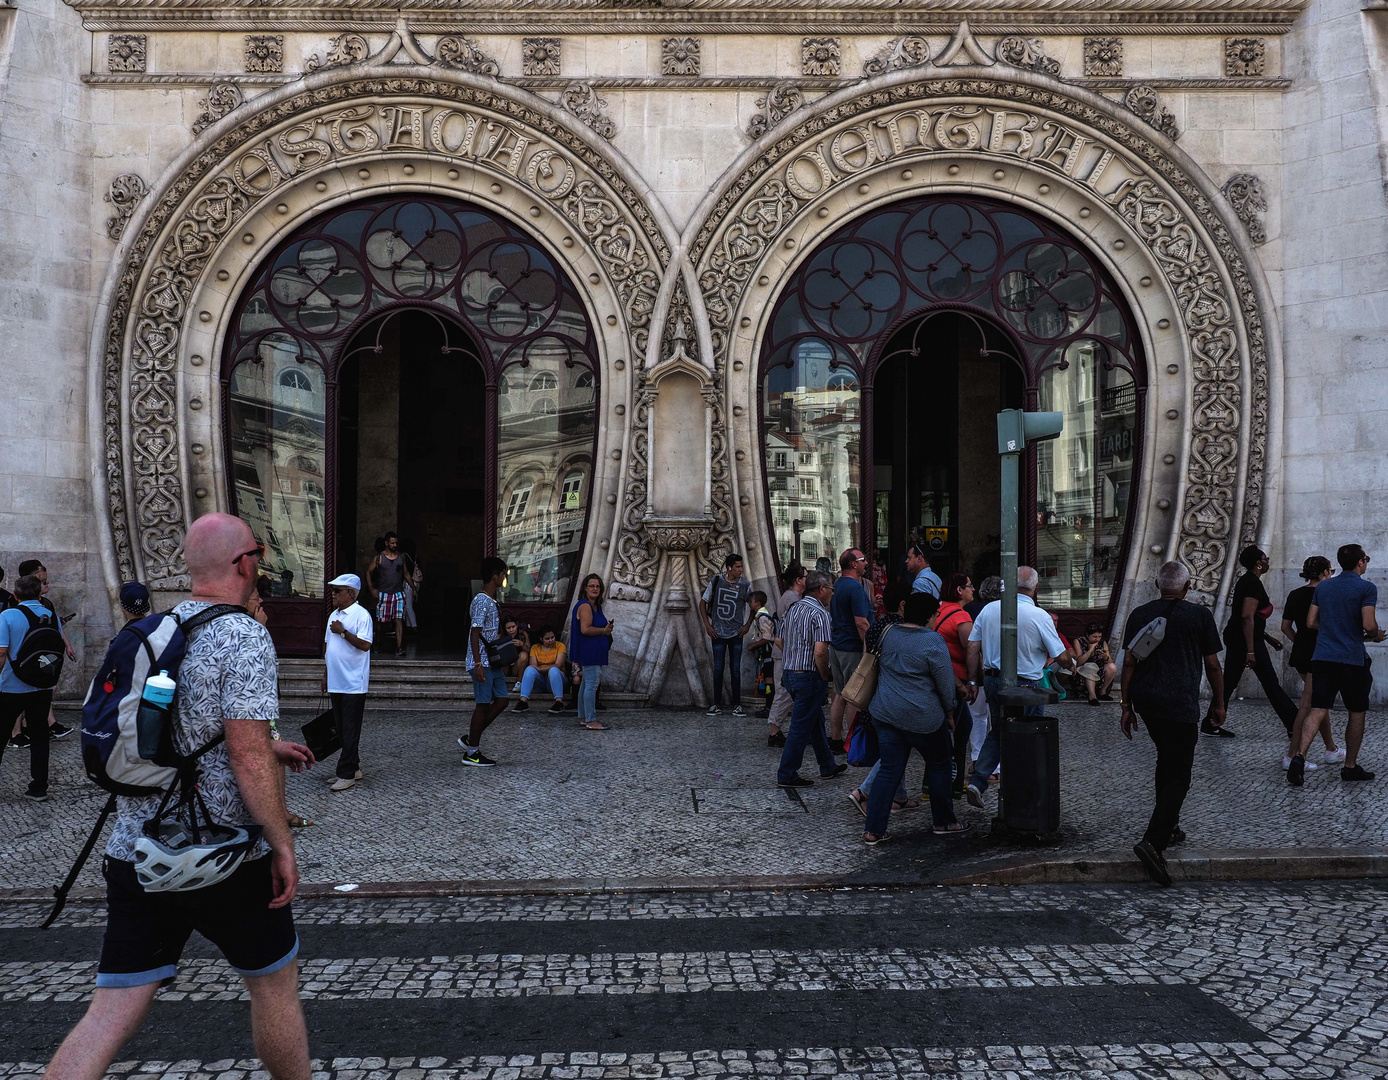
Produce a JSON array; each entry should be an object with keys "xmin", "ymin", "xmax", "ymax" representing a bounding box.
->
[{"xmin": 776, "ymin": 570, "xmax": 849, "ymax": 788}]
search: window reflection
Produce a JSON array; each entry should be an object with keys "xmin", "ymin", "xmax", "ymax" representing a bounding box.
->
[
  {"xmin": 227, "ymin": 333, "xmax": 326, "ymax": 599},
  {"xmin": 1035, "ymin": 343, "xmax": 1137, "ymax": 610},
  {"xmin": 763, "ymin": 338, "xmax": 861, "ymax": 568}
]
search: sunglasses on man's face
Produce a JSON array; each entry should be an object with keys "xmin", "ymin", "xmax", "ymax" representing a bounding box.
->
[{"xmin": 233, "ymin": 543, "xmax": 266, "ymax": 566}]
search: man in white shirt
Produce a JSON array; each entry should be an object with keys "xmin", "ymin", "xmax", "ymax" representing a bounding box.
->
[
  {"xmin": 321, "ymin": 573, "xmax": 373, "ymax": 791},
  {"xmin": 964, "ymin": 566, "xmax": 1070, "ymax": 808}
]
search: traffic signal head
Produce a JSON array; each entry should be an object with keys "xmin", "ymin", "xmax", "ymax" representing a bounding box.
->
[{"xmin": 996, "ymin": 409, "xmax": 1064, "ymax": 454}]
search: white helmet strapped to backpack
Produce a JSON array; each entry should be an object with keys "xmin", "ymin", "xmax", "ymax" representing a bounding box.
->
[{"xmin": 132, "ymin": 819, "xmax": 261, "ymax": 892}]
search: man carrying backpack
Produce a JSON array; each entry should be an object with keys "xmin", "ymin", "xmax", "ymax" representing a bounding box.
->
[
  {"xmin": 46, "ymin": 513, "xmax": 312, "ymax": 1080},
  {"xmin": 0, "ymin": 574, "xmax": 63, "ymax": 801},
  {"xmin": 1119, "ymin": 561, "xmax": 1225, "ymax": 887}
]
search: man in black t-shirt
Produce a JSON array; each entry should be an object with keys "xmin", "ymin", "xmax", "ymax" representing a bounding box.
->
[{"xmin": 1121, "ymin": 561, "xmax": 1225, "ymax": 887}]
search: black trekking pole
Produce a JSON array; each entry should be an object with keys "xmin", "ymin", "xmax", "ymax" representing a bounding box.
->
[{"xmin": 41, "ymin": 793, "xmax": 117, "ymax": 929}]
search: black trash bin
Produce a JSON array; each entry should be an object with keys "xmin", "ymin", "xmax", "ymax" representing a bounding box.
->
[{"xmin": 996, "ymin": 685, "xmax": 1060, "ymax": 833}]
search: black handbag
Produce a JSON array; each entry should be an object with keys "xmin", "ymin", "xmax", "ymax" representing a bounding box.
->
[
  {"xmin": 301, "ymin": 703, "xmax": 342, "ymax": 760},
  {"xmin": 485, "ymin": 635, "xmax": 519, "ymax": 669}
]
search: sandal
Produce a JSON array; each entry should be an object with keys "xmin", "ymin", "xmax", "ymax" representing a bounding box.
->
[
  {"xmin": 933, "ymin": 821, "xmax": 972, "ymax": 836},
  {"xmin": 847, "ymin": 789, "xmax": 867, "ymax": 817},
  {"xmin": 892, "ymin": 797, "xmax": 921, "ymax": 812},
  {"xmin": 581, "ymin": 720, "xmax": 608, "ymax": 730},
  {"xmin": 862, "ymin": 832, "xmax": 892, "ymax": 846},
  {"xmin": 287, "ymin": 813, "xmax": 315, "ymax": 828}
]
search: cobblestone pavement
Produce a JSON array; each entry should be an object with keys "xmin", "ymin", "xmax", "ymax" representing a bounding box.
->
[
  {"xmin": 4, "ymin": 881, "xmax": 1388, "ymax": 1077},
  {"xmin": 2, "ymin": 699, "xmax": 1386, "ymax": 891}
]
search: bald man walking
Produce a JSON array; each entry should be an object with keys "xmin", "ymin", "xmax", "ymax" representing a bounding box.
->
[{"xmin": 46, "ymin": 514, "xmax": 313, "ymax": 1080}]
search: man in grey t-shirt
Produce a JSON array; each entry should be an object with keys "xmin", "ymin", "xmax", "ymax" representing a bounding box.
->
[{"xmin": 700, "ymin": 552, "xmax": 753, "ymax": 716}]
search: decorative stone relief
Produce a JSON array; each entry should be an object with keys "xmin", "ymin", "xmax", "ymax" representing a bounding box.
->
[
  {"xmin": 244, "ymin": 35, "xmax": 283, "ymax": 74},
  {"xmin": 99, "ymin": 80, "xmax": 668, "ymax": 590},
  {"xmin": 1225, "ymin": 37, "xmax": 1266, "ymax": 77},
  {"xmin": 1223, "ymin": 173, "xmax": 1268, "ymax": 245},
  {"xmin": 103, "ymin": 174, "xmax": 148, "ymax": 241},
  {"xmin": 108, "ymin": 34, "xmax": 146, "ymax": 73},
  {"xmin": 801, "ymin": 37, "xmax": 840, "ymax": 77},
  {"xmin": 307, "ymin": 34, "xmax": 369, "ymax": 71},
  {"xmin": 523, "ymin": 37, "xmax": 561, "ymax": 76},
  {"xmin": 862, "ymin": 36, "xmax": 930, "ymax": 78},
  {"xmin": 746, "ymin": 83, "xmax": 806, "ymax": 139},
  {"xmin": 435, "ymin": 37, "xmax": 501, "ymax": 76},
  {"xmin": 690, "ymin": 78, "xmax": 1272, "ymax": 599},
  {"xmin": 662, "ymin": 37, "xmax": 701, "ymax": 77},
  {"xmin": 191, "ymin": 82, "xmax": 244, "ymax": 135},
  {"xmin": 1083, "ymin": 37, "xmax": 1123, "ymax": 77},
  {"xmin": 932, "ymin": 21, "xmax": 993, "ymax": 68},
  {"xmin": 995, "ymin": 36, "xmax": 1060, "ymax": 76},
  {"xmin": 563, "ymin": 82, "xmax": 617, "ymax": 140},
  {"xmin": 1124, "ymin": 84, "xmax": 1179, "ymax": 140}
]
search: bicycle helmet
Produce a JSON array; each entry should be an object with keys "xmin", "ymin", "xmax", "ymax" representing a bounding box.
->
[{"xmin": 133, "ymin": 818, "xmax": 261, "ymax": 892}]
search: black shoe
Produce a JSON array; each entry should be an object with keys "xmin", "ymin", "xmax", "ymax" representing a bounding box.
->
[
  {"xmin": 48, "ymin": 723, "xmax": 73, "ymax": 741},
  {"xmin": 827, "ymin": 739, "xmax": 845, "ymax": 756},
  {"xmin": 820, "ymin": 763, "xmax": 848, "ymax": 779},
  {"xmin": 1342, "ymin": 764, "xmax": 1376, "ymax": 782},
  {"xmin": 754, "ymin": 708, "xmax": 770, "ymax": 719},
  {"xmin": 1168, "ymin": 826, "xmax": 1186, "ymax": 845},
  {"xmin": 548, "ymin": 700, "xmax": 566, "ymax": 714},
  {"xmin": 23, "ymin": 789, "xmax": 50, "ymax": 803},
  {"xmin": 8, "ymin": 732, "xmax": 31, "ymax": 750},
  {"xmin": 461, "ymin": 750, "xmax": 497, "ymax": 767},
  {"xmin": 513, "ymin": 699, "xmax": 530, "ymax": 712},
  {"xmin": 1097, "ymin": 693, "xmax": 1113, "ymax": 702},
  {"xmin": 1087, "ymin": 697, "xmax": 1101, "ymax": 707},
  {"xmin": 767, "ymin": 732, "xmax": 786, "ymax": 748},
  {"xmin": 1133, "ymin": 841, "xmax": 1172, "ymax": 886},
  {"xmin": 1201, "ymin": 721, "xmax": 1235, "ymax": 738},
  {"xmin": 778, "ymin": 775, "xmax": 814, "ymax": 788},
  {"xmin": 1287, "ymin": 754, "xmax": 1306, "ymax": 786}
]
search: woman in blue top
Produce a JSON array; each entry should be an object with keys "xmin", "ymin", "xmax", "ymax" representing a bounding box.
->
[
  {"xmin": 571, "ymin": 573, "xmax": 613, "ymax": 731},
  {"xmin": 863, "ymin": 591, "xmax": 968, "ymax": 844}
]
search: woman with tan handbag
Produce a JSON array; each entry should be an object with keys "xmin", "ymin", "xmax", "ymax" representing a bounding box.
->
[{"xmin": 846, "ymin": 582, "xmax": 919, "ymax": 815}]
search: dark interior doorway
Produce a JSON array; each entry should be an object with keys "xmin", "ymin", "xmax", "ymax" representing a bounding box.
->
[
  {"xmin": 871, "ymin": 311, "xmax": 1025, "ymax": 586},
  {"xmin": 336, "ymin": 309, "xmax": 487, "ymax": 650}
]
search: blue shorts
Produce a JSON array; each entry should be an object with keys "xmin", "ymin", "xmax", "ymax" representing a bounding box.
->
[{"xmin": 472, "ymin": 666, "xmax": 510, "ymax": 704}]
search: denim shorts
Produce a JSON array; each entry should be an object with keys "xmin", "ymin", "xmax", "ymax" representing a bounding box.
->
[{"xmin": 472, "ymin": 666, "xmax": 510, "ymax": 704}]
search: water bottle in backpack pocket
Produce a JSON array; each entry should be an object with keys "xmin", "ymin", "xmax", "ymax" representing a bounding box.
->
[{"xmin": 136, "ymin": 670, "xmax": 177, "ymax": 761}]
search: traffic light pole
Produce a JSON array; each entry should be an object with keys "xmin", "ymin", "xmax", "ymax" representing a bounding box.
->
[{"xmin": 999, "ymin": 448, "xmax": 1020, "ymax": 690}]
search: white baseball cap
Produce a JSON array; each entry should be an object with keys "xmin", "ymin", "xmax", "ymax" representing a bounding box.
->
[{"xmin": 328, "ymin": 573, "xmax": 362, "ymax": 591}]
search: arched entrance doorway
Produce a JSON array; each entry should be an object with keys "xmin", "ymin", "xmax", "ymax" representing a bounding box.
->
[
  {"xmin": 222, "ymin": 195, "xmax": 601, "ymax": 654},
  {"xmin": 760, "ymin": 195, "xmax": 1145, "ymax": 626}
]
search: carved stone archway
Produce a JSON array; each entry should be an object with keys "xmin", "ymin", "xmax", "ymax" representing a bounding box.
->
[
  {"xmin": 89, "ymin": 67, "xmax": 676, "ymax": 626},
  {"xmin": 686, "ymin": 65, "xmax": 1281, "ymax": 628}
]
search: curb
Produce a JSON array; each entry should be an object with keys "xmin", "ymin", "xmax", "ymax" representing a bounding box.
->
[{"xmin": 3, "ymin": 848, "xmax": 1385, "ymax": 904}]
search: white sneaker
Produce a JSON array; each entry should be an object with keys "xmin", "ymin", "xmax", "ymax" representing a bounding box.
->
[
  {"xmin": 1282, "ymin": 756, "xmax": 1317, "ymax": 771},
  {"xmin": 1324, "ymin": 748, "xmax": 1348, "ymax": 764},
  {"xmin": 331, "ymin": 777, "xmax": 357, "ymax": 791},
  {"xmin": 706, "ymin": 705, "xmax": 722, "ymax": 715}
]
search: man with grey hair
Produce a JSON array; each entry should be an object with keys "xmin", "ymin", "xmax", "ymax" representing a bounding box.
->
[
  {"xmin": 965, "ymin": 566, "xmax": 1070, "ymax": 809},
  {"xmin": 1120, "ymin": 560, "xmax": 1224, "ymax": 887},
  {"xmin": 776, "ymin": 569, "xmax": 847, "ymax": 788}
]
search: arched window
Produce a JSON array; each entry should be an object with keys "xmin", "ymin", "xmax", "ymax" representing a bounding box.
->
[
  {"xmin": 529, "ymin": 371, "xmax": 558, "ymax": 391},
  {"xmin": 278, "ymin": 368, "xmax": 313, "ymax": 391}
]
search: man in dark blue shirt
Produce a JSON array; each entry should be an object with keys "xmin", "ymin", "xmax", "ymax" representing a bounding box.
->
[
  {"xmin": 1289, "ymin": 543, "xmax": 1385, "ymax": 785},
  {"xmin": 828, "ymin": 549, "xmax": 874, "ymax": 749}
]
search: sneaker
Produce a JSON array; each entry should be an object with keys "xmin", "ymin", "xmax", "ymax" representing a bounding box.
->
[
  {"xmin": 330, "ymin": 777, "xmax": 357, "ymax": 792},
  {"xmin": 1282, "ymin": 756, "xmax": 1317, "ymax": 771},
  {"xmin": 1133, "ymin": 841, "xmax": 1172, "ymax": 887},
  {"xmin": 23, "ymin": 790, "xmax": 50, "ymax": 803},
  {"xmin": 965, "ymin": 784, "xmax": 985, "ymax": 809},
  {"xmin": 767, "ymin": 731, "xmax": 786, "ymax": 748},
  {"xmin": 777, "ymin": 775, "xmax": 813, "ymax": 788},
  {"xmin": 513, "ymin": 699, "xmax": 530, "ymax": 712},
  {"xmin": 48, "ymin": 723, "xmax": 73, "ymax": 741},
  {"xmin": 461, "ymin": 750, "xmax": 497, "ymax": 767},
  {"xmin": 7, "ymin": 732, "xmax": 30, "ymax": 750},
  {"xmin": 1168, "ymin": 826, "xmax": 1187, "ymax": 845},
  {"xmin": 732, "ymin": 706, "xmax": 747, "ymax": 717},
  {"xmin": 548, "ymin": 700, "xmax": 566, "ymax": 714},
  {"xmin": 1324, "ymin": 748, "xmax": 1348, "ymax": 764},
  {"xmin": 1287, "ymin": 753, "xmax": 1306, "ymax": 787},
  {"xmin": 820, "ymin": 763, "xmax": 848, "ymax": 779},
  {"xmin": 1201, "ymin": 721, "xmax": 1235, "ymax": 738},
  {"xmin": 1342, "ymin": 764, "xmax": 1376, "ymax": 782},
  {"xmin": 457, "ymin": 735, "xmax": 470, "ymax": 750},
  {"xmin": 706, "ymin": 705, "xmax": 722, "ymax": 716}
]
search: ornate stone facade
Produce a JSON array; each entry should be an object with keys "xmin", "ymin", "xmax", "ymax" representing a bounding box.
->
[
  {"xmin": 662, "ymin": 37, "xmax": 700, "ymax": 77},
  {"xmin": 244, "ymin": 34, "xmax": 284, "ymax": 74}
]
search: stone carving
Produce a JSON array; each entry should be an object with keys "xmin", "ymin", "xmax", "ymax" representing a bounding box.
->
[
  {"xmin": 690, "ymin": 78, "xmax": 1271, "ymax": 600},
  {"xmin": 996, "ymin": 35, "xmax": 1060, "ymax": 76},
  {"xmin": 244, "ymin": 35, "xmax": 284, "ymax": 74},
  {"xmin": 108, "ymin": 34, "xmax": 146, "ymax": 73},
  {"xmin": 1223, "ymin": 173, "xmax": 1268, "ymax": 245},
  {"xmin": 563, "ymin": 82, "xmax": 617, "ymax": 140},
  {"xmin": 307, "ymin": 33, "xmax": 370, "ymax": 71},
  {"xmin": 932, "ymin": 21, "xmax": 994, "ymax": 68},
  {"xmin": 662, "ymin": 37, "xmax": 701, "ymax": 77},
  {"xmin": 746, "ymin": 83, "xmax": 806, "ymax": 139},
  {"xmin": 1225, "ymin": 37, "xmax": 1266, "ymax": 77},
  {"xmin": 801, "ymin": 37, "xmax": 840, "ymax": 77},
  {"xmin": 99, "ymin": 80, "xmax": 668, "ymax": 591},
  {"xmin": 103, "ymin": 174, "xmax": 148, "ymax": 241},
  {"xmin": 1124, "ymin": 84, "xmax": 1180, "ymax": 140},
  {"xmin": 646, "ymin": 520, "xmax": 713, "ymax": 553},
  {"xmin": 191, "ymin": 82, "xmax": 244, "ymax": 135},
  {"xmin": 523, "ymin": 37, "xmax": 561, "ymax": 76},
  {"xmin": 862, "ymin": 36, "xmax": 931, "ymax": 78},
  {"xmin": 435, "ymin": 36, "xmax": 501, "ymax": 76},
  {"xmin": 1083, "ymin": 37, "xmax": 1123, "ymax": 77}
]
